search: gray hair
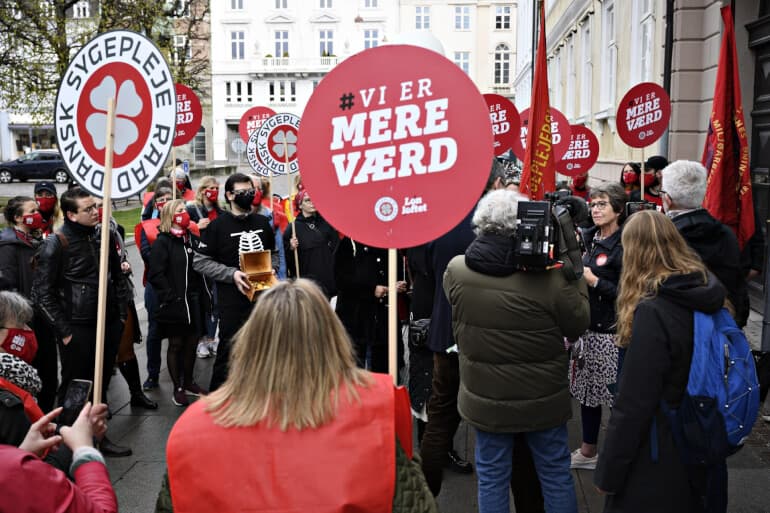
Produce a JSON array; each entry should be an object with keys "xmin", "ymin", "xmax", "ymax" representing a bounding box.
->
[
  {"xmin": 472, "ymin": 189, "xmax": 519, "ymax": 236},
  {"xmin": 661, "ymin": 160, "xmax": 707, "ymax": 209},
  {"xmin": 590, "ymin": 182, "xmax": 627, "ymax": 215},
  {"xmin": 0, "ymin": 291, "xmax": 33, "ymax": 327}
]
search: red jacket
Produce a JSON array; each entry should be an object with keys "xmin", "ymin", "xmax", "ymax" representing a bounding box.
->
[
  {"xmin": 0, "ymin": 445, "xmax": 117, "ymax": 513},
  {"xmin": 167, "ymin": 373, "xmax": 411, "ymax": 513}
]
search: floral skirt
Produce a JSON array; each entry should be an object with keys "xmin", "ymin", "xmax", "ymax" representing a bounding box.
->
[{"xmin": 569, "ymin": 330, "xmax": 618, "ymax": 408}]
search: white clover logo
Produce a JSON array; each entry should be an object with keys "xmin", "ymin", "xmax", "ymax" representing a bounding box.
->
[
  {"xmin": 271, "ymin": 129, "xmax": 297, "ymax": 159},
  {"xmin": 85, "ymin": 76, "xmax": 143, "ymax": 155}
]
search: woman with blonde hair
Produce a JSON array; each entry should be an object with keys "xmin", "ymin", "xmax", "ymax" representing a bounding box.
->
[
  {"xmin": 160, "ymin": 279, "xmax": 436, "ymax": 513},
  {"xmin": 148, "ymin": 200, "xmax": 207, "ymax": 407},
  {"xmin": 594, "ymin": 210, "xmax": 725, "ymax": 513}
]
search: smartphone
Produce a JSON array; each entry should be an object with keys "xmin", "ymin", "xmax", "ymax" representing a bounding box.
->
[{"xmin": 58, "ymin": 379, "xmax": 92, "ymax": 427}]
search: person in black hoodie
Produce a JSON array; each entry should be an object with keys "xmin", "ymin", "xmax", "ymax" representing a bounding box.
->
[
  {"xmin": 285, "ymin": 190, "xmax": 338, "ymax": 298},
  {"xmin": 661, "ymin": 160, "xmax": 748, "ymax": 327},
  {"xmin": 595, "ymin": 210, "xmax": 727, "ymax": 513},
  {"xmin": 193, "ymin": 173, "xmax": 277, "ymax": 391}
]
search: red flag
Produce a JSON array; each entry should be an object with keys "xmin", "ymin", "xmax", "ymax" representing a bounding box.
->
[
  {"xmin": 702, "ymin": 6, "xmax": 754, "ymax": 249},
  {"xmin": 520, "ymin": 1, "xmax": 555, "ymax": 200}
]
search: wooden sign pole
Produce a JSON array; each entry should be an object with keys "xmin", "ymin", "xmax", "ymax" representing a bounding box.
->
[
  {"xmin": 283, "ymin": 138, "xmax": 300, "ymax": 278},
  {"xmin": 93, "ymin": 98, "xmax": 116, "ymax": 405},
  {"xmin": 388, "ymin": 248, "xmax": 397, "ymax": 384},
  {"xmin": 171, "ymin": 147, "xmax": 177, "ymax": 201},
  {"xmin": 639, "ymin": 147, "xmax": 645, "ymax": 201}
]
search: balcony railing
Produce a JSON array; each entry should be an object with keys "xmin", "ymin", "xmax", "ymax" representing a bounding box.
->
[{"xmin": 258, "ymin": 56, "xmax": 340, "ymax": 69}]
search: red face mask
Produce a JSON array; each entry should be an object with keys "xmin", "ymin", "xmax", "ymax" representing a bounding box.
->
[
  {"xmin": 176, "ymin": 180, "xmax": 186, "ymax": 191},
  {"xmin": 36, "ymin": 196, "xmax": 56, "ymax": 214},
  {"xmin": 252, "ymin": 189, "xmax": 263, "ymax": 206},
  {"xmin": 155, "ymin": 200, "xmax": 167, "ymax": 213},
  {"xmin": 173, "ymin": 210, "xmax": 191, "ymax": 229},
  {"xmin": 204, "ymin": 189, "xmax": 219, "ymax": 202},
  {"xmin": 21, "ymin": 212, "xmax": 44, "ymax": 230},
  {"xmin": 0, "ymin": 327, "xmax": 38, "ymax": 364},
  {"xmin": 573, "ymin": 176, "xmax": 587, "ymax": 189},
  {"xmin": 622, "ymin": 171, "xmax": 638, "ymax": 185},
  {"xmin": 97, "ymin": 207, "xmax": 104, "ymax": 223},
  {"xmin": 642, "ymin": 173, "xmax": 656, "ymax": 187}
]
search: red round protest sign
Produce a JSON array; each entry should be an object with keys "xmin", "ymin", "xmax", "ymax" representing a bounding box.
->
[
  {"xmin": 616, "ymin": 82, "xmax": 671, "ymax": 148},
  {"xmin": 239, "ymin": 106, "xmax": 277, "ymax": 144},
  {"xmin": 297, "ymin": 44, "xmax": 493, "ymax": 249},
  {"xmin": 513, "ymin": 107, "xmax": 571, "ymax": 161},
  {"xmin": 173, "ymin": 83, "xmax": 202, "ymax": 147},
  {"xmin": 556, "ymin": 125, "xmax": 600, "ymax": 177},
  {"xmin": 483, "ymin": 94, "xmax": 520, "ymax": 157}
]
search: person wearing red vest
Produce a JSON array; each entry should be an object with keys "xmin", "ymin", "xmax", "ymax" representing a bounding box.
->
[{"xmin": 159, "ymin": 280, "xmax": 437, "ymax": 513}]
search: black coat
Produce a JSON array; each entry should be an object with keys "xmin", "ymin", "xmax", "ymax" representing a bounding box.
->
[
  {"xmin": 581, "ymin": 226, "xmax": 623, "ymax": 333},
  {"xmin": 284, "ymin": 213, "xmax": 338, "ymax": 298},
  {"xmin": 672, "ymin": 209, "xmax": 749, "ymax": 327},
  {"xmin": 0, "ymin": 228, "xmax": 36, "ymax": 296},
  {"xmin": 594, "ymin": 273, "xmax": 726, "ymax": 513}
]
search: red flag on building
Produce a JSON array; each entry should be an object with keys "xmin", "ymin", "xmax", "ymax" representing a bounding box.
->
[
  {"xmin": 520, "ymin": 1, "xmax": 555, "ymax": 200},
  {"xmin": 702, "ymin": 6, "xmax": 754, "ymax": 249}
]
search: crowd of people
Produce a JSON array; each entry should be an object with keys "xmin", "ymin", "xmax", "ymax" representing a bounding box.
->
[{"xmin": 1, "ymin": 153, "xmax": 764, "ymax": 513}]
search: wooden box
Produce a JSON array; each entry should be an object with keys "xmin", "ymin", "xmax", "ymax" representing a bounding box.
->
[{"xmin": 239, "ymin": 250, "xmax": 278, "ymax": 302}]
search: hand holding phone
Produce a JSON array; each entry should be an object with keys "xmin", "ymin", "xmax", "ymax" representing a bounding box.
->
[{"xmin": 58, "ymin": 379, "xmax": 92, "ymax": 427}]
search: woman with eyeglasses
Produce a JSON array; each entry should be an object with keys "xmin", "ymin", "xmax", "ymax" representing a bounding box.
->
[{"xmin": 569, "ymin": 182, "xmax": 627, "ymax": 471}]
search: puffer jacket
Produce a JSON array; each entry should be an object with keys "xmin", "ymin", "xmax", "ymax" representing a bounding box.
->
[{"xmin": 443, "ymin": 233, "xmax": 590, "ymax": 433}]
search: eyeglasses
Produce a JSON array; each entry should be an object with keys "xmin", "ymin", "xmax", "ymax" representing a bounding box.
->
[
  {"xmin": 79, "ymin": 204, "xmax": 98, "ymax": 214},
  {"xmin": 589, "ymin": 201, "xmax": 610, "ymax": 210},
  {"xmin": 232, "ymin": 188, "xmax": 255, "ymax": 197}
]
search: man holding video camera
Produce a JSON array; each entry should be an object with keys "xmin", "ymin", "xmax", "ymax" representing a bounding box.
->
[{"xmin": 443, "ymin": 189, "xmax": 590, "ymax": 513}]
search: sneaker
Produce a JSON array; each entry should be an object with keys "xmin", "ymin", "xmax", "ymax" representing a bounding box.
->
[
  {"xmin": 208, "ymin": 338, "xmax": 219, "ymax": 356},
  {"xmin": 172, "ymin": 388, "xmax": 189, "ymax": 407},
  {"xmin": 142, "ymin": 377, "xmax": 159, "ymax": 391},
  {"xmin": 196, "ymin": 341, "xmax": 211, "ymax": 359},
  {"xmin": 184, "ymin": 383, "xmax": 208, "ymax": 397},
  {"xmin": 762, "ymin": 415, "xmax": 770, "ymax": 423},
  {"xmin": 570, "ymin": 448, "xmax": 598, "ymax": 470}
]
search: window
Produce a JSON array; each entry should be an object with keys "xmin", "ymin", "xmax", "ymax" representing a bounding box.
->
[
  {"xmin": 172, "ymin": 35, "xmax": 192, "ymax": 65},
  {"xmin": 454, "ymin": 6, "xmax": 471, "ymax": 30},
  {"xmin": 495, "ymin": 5, "xmax": 511, "ymax": 29},
  {"xmin": 600, "ymin": 1, "xmax": 617, "ymax": 109},
  {"xmin": 364, "ymin": 0, "xmax": 378, "ymax": 7},
  {"xmin": 275, "ymin": 30, "xmax": 289, "ymax": 57},
  {"xmin": 566, "ymin": 36, "xmax": 576, "ymax": 118},
  {"xmin": 633, "ymin": 0, "xmax": 654, "ymax": 83},
  {"xmin": 225, "ymin": 81, "xmax": 254, "ymax": 104},
  {"xmin": 269, "ymin": 80, "xmax": 297, "ymax": 103},
  {"xmin": 231, "ymin": 0, "xmax": 243, "ymax": 9},
  {"xmin": 275, "ymin": 0, "xmax": 287, "ymax": 7},
  {"xmin": 580, "ymin": 21, "xmax": 592, "ymax": 116},
  {"xmin": 231, "ymin": 31, "xmax": 245, "ymax": 60},
  {"xmin": 494, "ymin": 43, "xmax": 510, "ymax": 85},
  {"xmin": 320, "ymin": 30, "xmax": 334, "ymax": 56},
  {"xmin": 73, "ymin": 1, "xmax": 89, "ymax": 18},
  {"xmin": 193, "ymin": 127, "xmax": 206, "ymax": 162},
  {"xmin": 453, "ymin": 52, "xmax": 470, "ymax": 75},
  {"xmin": 320, "ymin": 0, "xmax": 332, "ymax": 7},
  {"xmin": 364, "ymin": 29, "xmax": 379, "ymax": 49},
  {"xmin": 551, "ymin": 52, "xmax": 562, "ymax": 110},
  {"xmin": 416, "ymin": 6, "xmax": 430, "ymax": 29}
]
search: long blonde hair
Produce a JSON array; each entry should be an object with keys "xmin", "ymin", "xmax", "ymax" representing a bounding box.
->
[
  {"xmin": 615, "ymin": 210, "xmax": 708, "ymax": 347},
  {"xmin": 205, "ymin": 279, "xmax": 370, "ymax": 430},
  {"xmin": 158, "ymin": 199, "xmax": 185, "ymax": 233}
]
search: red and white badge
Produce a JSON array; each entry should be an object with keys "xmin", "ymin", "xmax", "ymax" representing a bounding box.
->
[
  {"xmin": 595, "ymin": 253, "xmax": 608, "ymax": 267},
  {"xmin": 556, "ymin": 125, "xmax": 600, "ymax": 177},
  {"xmin": 616, "ymin": 82, "xmax": 671, "ymax": 148},
  {"xmin": 483, "ymin": 94, "xmax": 520, "ymax": 157},
  {"xmin": 55, "ymin": 31, "xmax": 176, "ymax": 199},
  {"xmin": 514, "ymin": 107, "xmax": 571, "ymax": 162},
  {"xmin": 255, "ymin": 113, "xmax": 300, "ymax": 175},
  {"xmin": 173, "ymin": 83, "xmax": 202, "ymax": 147},
  {"xmin": 239, "ymin": 106, "xmax": 276, "ymax": 144},
  {"xmin": 297, "ymin": 44, "xmax": 493, "ymax": 249}
]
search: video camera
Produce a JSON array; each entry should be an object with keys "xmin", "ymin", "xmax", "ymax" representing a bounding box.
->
[{"xmin": 512, "ymin": 190, "xmax": 588, "ymax": 281}]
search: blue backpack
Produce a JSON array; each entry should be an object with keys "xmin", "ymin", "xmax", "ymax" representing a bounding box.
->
[{"xmin": 659, "ymin": 308, "xmax": 760, "ymax": 465}]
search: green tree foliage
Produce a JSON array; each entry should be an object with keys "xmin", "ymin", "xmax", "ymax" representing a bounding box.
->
[{"xmin": 0, "ymin": 0, "xmax": 210, "ymax": 121}]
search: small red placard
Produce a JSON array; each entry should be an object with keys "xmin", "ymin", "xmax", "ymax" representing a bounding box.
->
[
  {"xmin": 556, "ymin": 125, "xmax": 600, "ymax": 177},
  {"xmin": 616, "ymin": 82, "xmax": 671, "ymax": 148},
  {"xmin": 173, "ymin": 84, "xmax": 202, "ymax": 147},
  {"xmin": 239, "ymin": 106, "xmax": 277, "ymax": 144},
  {"xmin": 483, "ymin": 94, "xmax": 521, "ymax": 157}
]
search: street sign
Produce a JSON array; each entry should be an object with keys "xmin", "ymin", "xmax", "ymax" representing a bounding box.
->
[
  {"xmin": 297, "ymin": 44, "xmax": 493, "ymax": 249},
  {"xmin": 239, "ymin": 106, "xmax": 276, "ymax": 144},
  {"xmin": 231, "ymin": 138, "xmax": 247, "ymax": 154},
  {"xmin": 173, "ymin": 83, "xmax": 202, "ymax": 147},
  {"xmin": 483, "ymin": 94, "xmax": 521, "ymax": 157},
  {"xmin": 255, "ymin": 113, "xmax": 301, "ymax": 175},
  {"xmin": 514, "ymin": 107, "xmax": 572, "ymax": 162},
  {"xmin": 182, "ymin": 160, "xmax": 189, "ymax": 174},
  {"xmin": 616, "ymin": 82, "xmax": 671, "ymax": 148},
  {"xmin": 55, "ymin": 30, "xmax": 176, "ymax": 199},
  {"xmin": 556, "ymin": 125, "xmax": 600, "ymax": 177}
]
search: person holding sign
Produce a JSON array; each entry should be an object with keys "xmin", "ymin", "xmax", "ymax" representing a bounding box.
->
[
  {"xmin": 619, "ymin": 162, "xmax": 642, "ymax": 198},
  {"xmin": 630, "ymin": 156, "xmax": 667, "ymax": 207}
]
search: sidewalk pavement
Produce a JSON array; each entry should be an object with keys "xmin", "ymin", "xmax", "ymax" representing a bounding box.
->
[{"xmin": 106, "ymin": 303, "xmax": 770, "ymax": 513}]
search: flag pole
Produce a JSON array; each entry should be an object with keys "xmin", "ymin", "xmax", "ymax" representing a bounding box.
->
[{"xmin": 93, "ymin": 97, "xmax": 116, "ymax": 405}]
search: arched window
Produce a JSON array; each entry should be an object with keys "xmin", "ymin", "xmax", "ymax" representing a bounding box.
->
[{"xmin": 494, "ymin": 43, "xmax": 510, "ymax": 85}]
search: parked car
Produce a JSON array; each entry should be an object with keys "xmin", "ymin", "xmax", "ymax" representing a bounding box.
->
[{"xmin": 0, "ymin": 150, "xmax": 70, "ymax": 183}]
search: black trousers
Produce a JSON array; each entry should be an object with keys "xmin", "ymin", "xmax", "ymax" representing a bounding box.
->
[
  {"xmin": 31, "ymin": 312, "xmax": 58, "ymax": 412},
  {"xmin": 209, "ymin": 305, "xmax": 252, "ymax": 392},
  {"xmin": 57, "ymin": 318, "xmax": 122, "ymax": 405}
]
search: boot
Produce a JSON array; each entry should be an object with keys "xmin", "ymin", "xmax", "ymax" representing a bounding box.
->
[
  {"xmin": 119, "ymin": 358, "xmax": 159, "ymax": 410},
  {"xmin": 99, "ymin": 436, "xmax": 132, "ymax": 457}
]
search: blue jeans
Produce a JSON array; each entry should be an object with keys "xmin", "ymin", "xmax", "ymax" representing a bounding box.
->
[
  {"xmin": 144, "ymin": 283, "xmax": 162, "ymax": 380},
  {"xmin": 475, "ymin": 425, "xmax": 576, "ymax": 513},
  {"xmin": 204, "ymin": 282, "xmax": 219, "ymax": 340}
]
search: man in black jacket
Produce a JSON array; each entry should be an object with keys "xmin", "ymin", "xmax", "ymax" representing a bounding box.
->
[
  {"xmin": 193, "ymin": 173, "xmax": 277, "ymax": 391},
  {"xmin": 661, "ymin": 160, "xmax": 749, "ymax": 327},
  {"xmin": 32, "ymin": 187, "xmax": 130, "ymax": 457}
]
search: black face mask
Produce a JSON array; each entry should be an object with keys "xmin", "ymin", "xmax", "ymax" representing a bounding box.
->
[{"xmin": 231, "ymin": 190, "xmax": 255, "ymax": 211}]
